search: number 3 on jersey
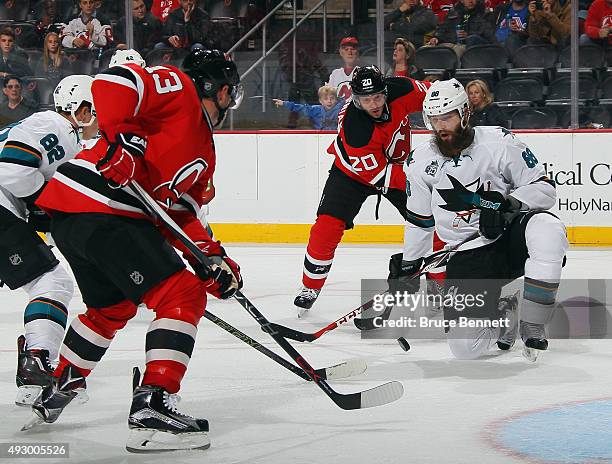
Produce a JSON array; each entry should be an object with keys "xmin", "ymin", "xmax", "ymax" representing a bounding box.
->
[{"xmin": 146, "ymin": 66, "xmax": 183, "ymax": 94}]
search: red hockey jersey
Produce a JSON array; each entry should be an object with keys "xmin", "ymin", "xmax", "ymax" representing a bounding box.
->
[
  {"xmin": 37, "ymin": 63, "xmax": 215, "ymax": 245},
  {"xmin": 328, "ymin": 77, "xmax": 430, "ymax": 191}
]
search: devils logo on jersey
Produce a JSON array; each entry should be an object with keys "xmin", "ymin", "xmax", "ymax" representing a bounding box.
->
[
  {"xmin": 153, "ymin": 158, "xmax": 209, "ymax": 209},
  {"xmin": 385, "ymin": 114, "xmax": 411, "ymax": 164}
]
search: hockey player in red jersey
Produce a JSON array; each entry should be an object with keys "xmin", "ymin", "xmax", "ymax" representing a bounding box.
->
[
  {"xmin": 25, "ymin": 49, "xmax": 244, "ymax": 452},
  {"xmin": 294, "ymin": 65, "xmax": 433, "ymax": 314}
]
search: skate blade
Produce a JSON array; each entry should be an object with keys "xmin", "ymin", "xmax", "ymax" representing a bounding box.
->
[
  {"xmin": 522, "ymin": 346, "xmax": 542, "ymax": 362},
  {"xmin": 126, "ymin": 428, "xmax": 210, "ymax": 453},
  {"xmin": 21, "ymin": 411, "xmax": 45, "ymax": 431},
  {"xmin": 15, "ymin": 385, "xmax": 43, "ymax": 407},
  {"xmin": 297, "ymin": 307, "xmax": 308, "ymax": 318}
]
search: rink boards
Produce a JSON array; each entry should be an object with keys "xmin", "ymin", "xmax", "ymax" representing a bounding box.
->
[{"xmin": 208, "ymin": 130, "xmax": 612, "ymax": 245}]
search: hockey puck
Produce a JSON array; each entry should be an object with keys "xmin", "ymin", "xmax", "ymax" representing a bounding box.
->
[{"xmin": 397, "ymin": 337, "xmax": 411, "ymax": 352}]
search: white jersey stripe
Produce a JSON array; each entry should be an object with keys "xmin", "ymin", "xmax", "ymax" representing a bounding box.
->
[
  {"xmin": 148, "ymin": 318, "xmax": 197, "ymax": 340},
  {"xmin": 146, "ymin": 348, "xmax": 191, "ymax": 367}
]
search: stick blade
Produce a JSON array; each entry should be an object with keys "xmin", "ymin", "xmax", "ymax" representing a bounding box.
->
[
  {"xmin": 323, "ymin": 358, "xmax": 367, "ymax": 380},
  {"xmin": 359, "ymin": 381, "xmax": 404, "ymax": 409}
]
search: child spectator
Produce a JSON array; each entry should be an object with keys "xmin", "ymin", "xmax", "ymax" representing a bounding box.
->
[
  {"xmin": 115, "ymin": 0, "xmax": 163, "ymax": 54},
  {"xmin": 162, "ymin": 0, "xmax": 211, "ymax": 50},
  {"xmin": 326, "ymin": 36, "xmax": 360, "ymax": 101},
  {"xmin": 272, "ymin": 86, "xmax": 344, "ymax": 130},
  {"xmin": 34, "ymin": 31, "xmax": 71, "ymax": 82},
  {"xmin": 61, "ymin": 0, "xmax": 114, "ymax": 49},
  {"xmin": 0, "ymin": 28, "xmax": 32, "ymax": 78},
  {"xmin": 385, "ymin": 0, "xmax": 438, "ymax": 47},
  {"xmin": 386, "ymin": 37, "xmax": 424, "ymax": 79},
  {"xmin": 466, "ymin": 79, "xmax": 508, "ymax": 127},
  {"xmin": 580, "ymin": 0, "xmax": 612, "ymax": 46},
  {"xmin": 527, "ymin": 0, "xmax": 571, "ymax": 48},
  {"xmin": 0, "ymin": 76, "xmax": 37, "ymax": 126}
]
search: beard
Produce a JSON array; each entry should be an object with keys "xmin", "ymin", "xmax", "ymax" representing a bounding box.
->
[{"xmin": 433, "ymin": 125, "xmax": 475, "ymax": 157}]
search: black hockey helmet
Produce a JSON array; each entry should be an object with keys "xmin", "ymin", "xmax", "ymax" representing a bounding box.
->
[
  {"xmin": 350, "ymin": 65, "xmax": 386, "ymax": 97},
  {"xmin": 182, "ymin": 49, "xmax": 243, "ymax": 109}
]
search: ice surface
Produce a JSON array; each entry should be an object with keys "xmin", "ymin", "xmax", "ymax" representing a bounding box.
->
[{"xmin": 1, "ymin": 246, "xmax": 611, "ymax": 464}]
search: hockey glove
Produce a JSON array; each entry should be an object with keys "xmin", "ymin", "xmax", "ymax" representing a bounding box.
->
[
  {"xmin": 387, "ymin": 253, "xmax": 423, "ymax": 294},
  {"xmin": 190, "ymin": 241, "xmax": 243, "ymax": 299},
  {"xmin": 27, "ymin": 205, "xmax": 51, "ymax": 233},
  {"xmin": 477, "ymin": 191, "xmax": 521, "ymax": 240},
  {"xmin": 96, "ymin": 133, "xmax": 147, "ymax": 188}
]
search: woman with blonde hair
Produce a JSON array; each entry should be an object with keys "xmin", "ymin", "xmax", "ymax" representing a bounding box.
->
[
  {"xmin": 34, "ymin": 32, "xmax": 70, "ymax": 83},
  {"xmin": 386, "ymin": 37, "xmax": 424, "ymax": 79},
  {"xmin": 466, "ymin": 79, "xmax": 507, "ymax": 128}
]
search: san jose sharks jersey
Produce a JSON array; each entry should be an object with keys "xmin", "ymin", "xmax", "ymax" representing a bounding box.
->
[
  {"xmin": 0, "ymin": 111, "xmax": 80, "ymax": 219},
  {"xmin": 402, "ymin": 126, "xmax": 556, "ymax": 260}
]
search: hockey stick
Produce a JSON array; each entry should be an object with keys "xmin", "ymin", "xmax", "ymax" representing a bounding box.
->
[
  {"xmin": 267, "ymin": 233, "xmax": 480, "ymax": 341},
  {"xmin": 129, "ymin": 182, "xmax": 404, "ymax": 410},
  {"xmin": 203, "ymin": 309, "xmax": 366, "ymax": 381},
  {"xmin": 353, "ymin": 232, "xmax": 480, "ymax": 331}
]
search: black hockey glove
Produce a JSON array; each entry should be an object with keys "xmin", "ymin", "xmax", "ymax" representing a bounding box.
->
[
  {"xmin": 477, "ymin": 191, "xmax": 521, "ymax": 239},
  {"xmin": 27, "ymin": 205, "xmax": 51, "ymax": 233},
  {"xmin": 387, "ymin": 253, "xmax": 423, "ymax": 294}
]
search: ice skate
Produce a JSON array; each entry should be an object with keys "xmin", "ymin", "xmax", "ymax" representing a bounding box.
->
[
  {"xmin": 22, "ymin": 365, "xmax": 87, "ymax": 431},
  {"xmin": 126, "ymin": 378, "xmax": 210, "ymax": 453},
  {"xmin": 520, "ymin": 320, "xmax": 548, "ymax": 362},
  {"xmin": 293, "ymin": 286, "xmax": 321, "ymax": 317},
  {"xmin": 15, "ymin": 335, "xmax": 54, "ymax": 406},
  {"xmin": 496, "ymin": 291, "xmax": 520, "ymax": 351}
]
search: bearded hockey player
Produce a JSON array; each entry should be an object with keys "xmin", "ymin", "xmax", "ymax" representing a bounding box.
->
[
  {"xmin": 393, "ymin": 78, "xmax": 568, "ymax": 361},
  {"xmin": 26, "ymin": 50, "xmax": 244, "ymax": 452},
  {"xmin": 294, "ymin": 65, "xmax": 434, "ymax": 315},
  {"xmin": 0, "ymin": 75, "xmax": 95, "ymax": 406}
]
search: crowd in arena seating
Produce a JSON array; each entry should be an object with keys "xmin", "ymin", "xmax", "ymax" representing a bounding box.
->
[{"xmin": 0, "ymin": 0, "xmax": 609, "ymax": 129}]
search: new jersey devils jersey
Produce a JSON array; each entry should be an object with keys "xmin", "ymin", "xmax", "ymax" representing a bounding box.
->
[
  {"xmin": 328, "ymin": 77, "xmax": 430, "ymax": 191},
  {"xmin": 327, "ymin": 66, "xmax": 356, "ymax": 100},
  {"xmin": 37, "ymin": 63, "xmax": 215, "ymax": 241},
  {"xmin": 402, "ymin": 126, "xmax": 557, "ymax": 260}
]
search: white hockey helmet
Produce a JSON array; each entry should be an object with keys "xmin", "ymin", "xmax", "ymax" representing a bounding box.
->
[
  {"xmin": 109, "ymin": 49, "xmax": 146, "ymax": 68},
  {"xmin": 422, "ymin": 78, "xmax": 469, "ymax": 130},
  {"xmin": 53, "ymin": 74, "xmax": 96, "ymax": 127}
]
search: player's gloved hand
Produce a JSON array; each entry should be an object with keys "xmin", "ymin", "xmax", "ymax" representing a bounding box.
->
[
  {"xmin": 190, "ymin": 240, "xmax": 243, "ymax": 299},
  {"xmin": 387, "ymin": 253, "xmax": 423, "ymax": 294},
  {"xmin": 477, "ymin": 191, "xmax": 521, "ymax": 239},
  {"xmin": 27, "ymin": 205, "xmax": 51, "ymax": 232},
  {"xmin": 96, "ymin": 133, "xmax": 147, "ymax": 188}
]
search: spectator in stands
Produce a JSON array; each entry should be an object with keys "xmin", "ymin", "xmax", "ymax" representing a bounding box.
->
[
  {"xmin": 384, "ymin": 0, "xmax": 438, "ymax": 47},
  {"xmin": 279, "ymin": 29, "xmax": 328, "ymax": 128},
  {"xmin": 31, "ymin": 0, "xmax": 63, "ymax": 39},
  {"xmin": 428, "ymin": 0, "xmax": 495, "ymax": 57},
  {"xmin": 94, "ymin": 0, "xmax": 122, "ymax": 19},
  {"xmin": 0, "ymin": 76, "xmax": 37, "ymax": 125},
  {"xmin": 0, "ymin": 28, "xmax": 32, "ymax": 78},
  {"xmin": 386, "ymin": 37, "xmax": 425, "ymax": 79},
  {"xmin": 151, "ymin": 0, "xmax": 180, "ymax": 22},
  {"xmin": 492, "ymin": 0, "xmax": 531, "ymax": 54},
  {"xmin": 580, "ymin": 0, "xmax": 612, "ymax": 46},
  {"xmin": 326, "ymin": 36, "xmax": 360, "ymax": 101},
  {"xmin": 527, "ymin": 0, "xmax": 571, "ymax": 47},
  {"xmin": 272, "ymin": 85, "xmax": 344, "ymax": 130},
  {"xmin": 34, "ymin": 32, "xmax": 70, "ymax": 82},
  {"xmin": 61, "ymin": 0, "xmax": 114, "ymax": 49},
  {"xmin": 115, "ymin": 0, "xmax": 163, "ymax": 54},
  {"xmin": 162, "ymin": 0, "xmax": 211, "ymax": 50},
  {"xmin": 0, "ymin": 0, "xmax": 27, "ymax": 20},
  {"xmin": 423, "ymin": 0, "xmax": 455, "ymax": 22},
  {"xmin": 466, "ymin": 79, "xmax": 508, "ymax": 127}
]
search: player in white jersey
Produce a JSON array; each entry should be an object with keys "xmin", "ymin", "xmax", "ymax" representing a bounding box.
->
[
  {"xmin": 392, "ymin": 79, "xmax": 568, "ymax": 361},
  {"xmin": 0, "ymin": 74, "xmax": 96, "ymax": 405}
]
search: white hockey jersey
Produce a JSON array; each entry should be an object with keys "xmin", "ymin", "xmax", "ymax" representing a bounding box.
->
[
  {"xmin": 0, "ymin": 111, "xmax": 81, "ymax": 219},
  {"xmin": 327, "ymin": 66, "xmax": 356, "ymax": 100},
  {"xmin": 402, "ymin": 126, "xmax": 556, "ymax": 260},
  {"xmin": 61, "ymin": 15, "xmax": 113, "ymax": 49}
]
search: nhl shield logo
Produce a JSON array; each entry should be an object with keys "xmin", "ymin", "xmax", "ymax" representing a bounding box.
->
[
  {"xmin": 130, "ymin": 271, "xmax": 144, "ymax": 285},
  {"xmin": 9, "ymin": 253, "xmax": 22, "ymax": 265}
]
